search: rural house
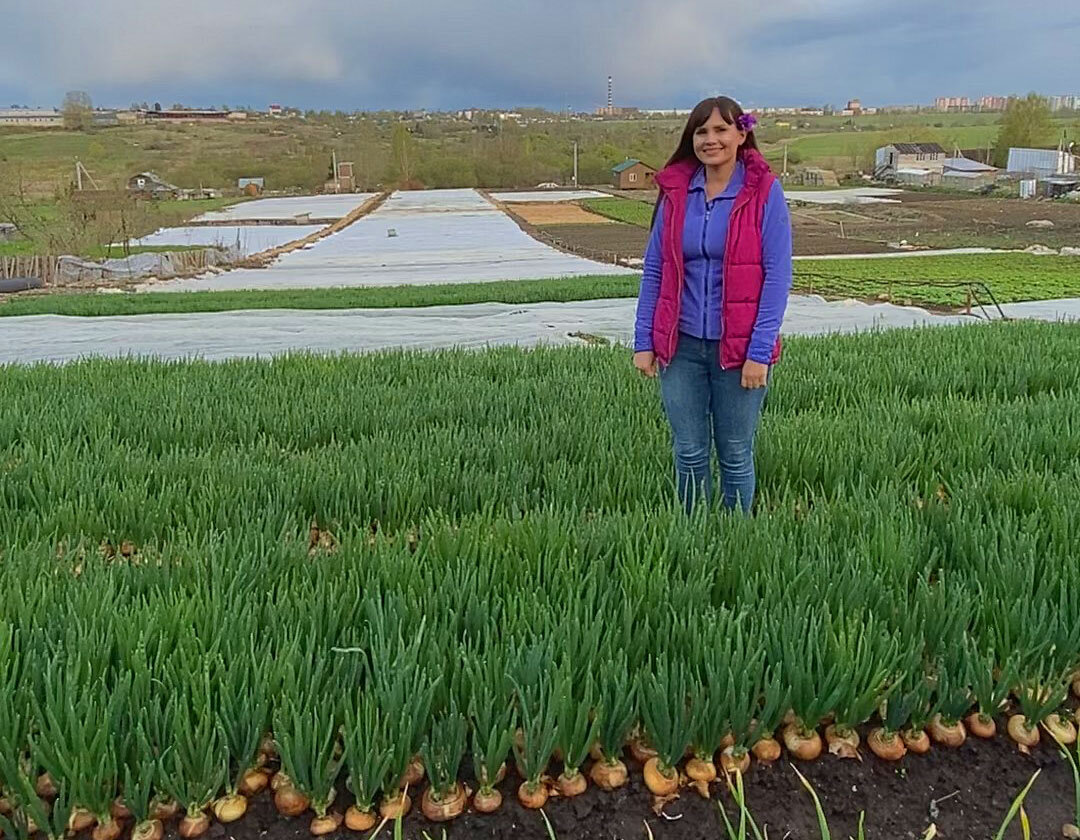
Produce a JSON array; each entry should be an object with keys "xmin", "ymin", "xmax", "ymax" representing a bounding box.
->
[
  {"xmin": 127, "ymin": 171, "xmax": 179, "ymax": 198},
  {"xmin": 874, "ymin": 142, "xmax": 947, "ymax": 184},
  {"xmin": 612, "ymin": 159, "xmax": 657, "ymax": 190},
  {"xmin": 941, "ymin": 156, "xmax": 999, "ymax": 190}
]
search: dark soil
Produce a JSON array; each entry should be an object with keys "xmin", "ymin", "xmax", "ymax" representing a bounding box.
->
[
  {"xmin": 159, "ymin": 730, "xmax": 1074, "ymax": 840},
  {"xmin": 534, "ymin": 194, "xmax": 1080, "ymax": 259},
  {"xmin": 539, "ymin": 223, "xmax": 649, "ymax": 258},
  {"xmin": 789, "ymin": 229, "xmax": 895, "ymax": 256},
  {"xmin": 538, "ymin": 219, "xmax": 903, "ymax": 258},
  {"xmin": 791, "ymin": 195, "xmax": 1080, "ymax": 254}
]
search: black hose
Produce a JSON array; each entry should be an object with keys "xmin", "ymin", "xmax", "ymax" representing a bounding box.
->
[{"xmin": 0, "ymin": 277, "xmax": 43, "ymax": 294}]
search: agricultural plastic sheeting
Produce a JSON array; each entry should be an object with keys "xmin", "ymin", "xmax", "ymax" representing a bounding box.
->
[
  {"xmin": 195, "ymin": 194, "xmax": 378, "ymax": 221},
  {"xmin": 140, "ymin": 189, "xmax": 637, "ymax": 292},
  {"xmin": 992, "ymin": 297, "xmax": 1080, "ymax": 321},
  {"xmin": 12, "ymin": 293, "xmax": 1075, "ymax": 366},
  {"xmin": 491, "ymin": 190, "xmax": 611, "ymax": 202},
  {"xmin": 784, "ymin": 187, "xmax": 902, "ymax": 204},
  {"xmin": 792, "ymin": 247, "xmax": 1015, "ymax": 261},
  {"xmin": 130, "ymin": 225, "xmax": 325, "ymax": 256},
  {"xmin": 55, "ymin": 251, "xmax": 232, "ymax": 284}
]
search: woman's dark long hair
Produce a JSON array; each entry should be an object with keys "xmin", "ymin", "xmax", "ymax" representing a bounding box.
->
[
  {"xmin": 650, "ymin": 96, "xmax": 759, "ymax": 228},
  {"xmin": 665, "ymin": 96, "xmax": 759, "ymax": 168}
]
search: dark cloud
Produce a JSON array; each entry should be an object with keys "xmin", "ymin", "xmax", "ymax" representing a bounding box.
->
[{"xmin": 0, "ymin": 0, "xmax": 1077, "ymax": 110}]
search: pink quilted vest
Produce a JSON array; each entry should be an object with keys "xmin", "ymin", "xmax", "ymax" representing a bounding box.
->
[{"xmin": 650, "ymin": 148, "xmax": 782, "ymax": 369}]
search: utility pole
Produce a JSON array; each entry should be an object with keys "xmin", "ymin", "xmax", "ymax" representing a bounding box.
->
[
  {"xmin": 74, "ymin": 159, "xmax": 99, "ymax": 191},
  {"xmin": 782, "ymin": 142, "xmax": 789, "ymax": 178},
  {"xmin": 573, "ymin": 141, "xmax": 579, "ymax": 187},
  {"xmin": 332, "ymin": 149, "xmax": 339, "ymax": 191}
]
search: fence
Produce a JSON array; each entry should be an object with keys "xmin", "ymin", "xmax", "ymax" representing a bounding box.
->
[
  {"xmin": 0, "ymin": 256, "xmax": 61, "ymax": 286},
  {"xmin": 1, "ymin": 250, "xmax": 226, "ymax": 289}
]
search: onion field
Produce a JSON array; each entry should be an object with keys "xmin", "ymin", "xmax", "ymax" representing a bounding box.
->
[{"xmin": 2, "ymin": 322, "xmax": 1080, "ymax": 837}]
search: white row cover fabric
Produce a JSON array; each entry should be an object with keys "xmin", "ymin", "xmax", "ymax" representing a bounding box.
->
[
  {"xmin": 491, "ymin": 190, "xmax": 611, "ymax": 203},
  {"xmin": 793, "ymin": 247, "xmax": 1015, "ymax": 261},
  {"xmin": 131, "ymin": 225, "xmax": 325, "ymax": 256},
  {"xmin": 784, "ymin": 187, "xmax": 902, "ymax": 204},
  {"xmin": 6, "ymin": 294, "xmax": 1078, "ymax": 366},
  {"xmin": 141, "ymin": 189, "xmax": 635, "ymax": 292},
  {"xmin": 195, "ymin": 194, "xmax": 378, "ymax": 221}
]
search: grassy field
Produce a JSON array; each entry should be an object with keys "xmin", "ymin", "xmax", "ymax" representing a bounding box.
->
[
  {"xmin": 3, "ymin": 254, "xmax": 1078, "ymax": 317},
  {"xmin": 0, "ymin": 196, "xmax": 246, "ymax": 258},
  {"xmin": 788, "ymin": 112, "xmax": 1003, "ymax": 130},
  {"xmin": 757, "ymin": 113, "xmax": 1075, "ymax": 171},
  {"xmin": 0, "ymin": 123, "xmax": 347, "ymax": 196},
  {"xmin": 1, "ymin": 323, "xmax": 1079, "ymax": 836},
  {"xmin": 3, "ymin": 112, "xmax": 1073, "ymax": 201},
  {"xmin": 766, "ymin": 125, "xmax": 1001, "ymax": 170},
  {"xmin": 0, "ymin": 118, "xmax": 681, "ymax": 198}
]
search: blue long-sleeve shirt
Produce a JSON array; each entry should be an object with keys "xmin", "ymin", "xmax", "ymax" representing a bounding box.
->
[{"xmin": 633, "ymin": 161, "xmax": 793, "ymax": 364}]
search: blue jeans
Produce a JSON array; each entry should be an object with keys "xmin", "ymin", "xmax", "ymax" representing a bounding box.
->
[{"xmin": 658, "ymin": 334, "xmax": 768, "ymax": 514}]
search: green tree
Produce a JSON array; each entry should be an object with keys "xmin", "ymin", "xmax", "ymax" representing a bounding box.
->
[
  {"xmin": 993, "ymin": 94, "xmax": 1054, "ymax": 167},
  {"xmin": 391, "ymin": 122, "xmax": 414, "ymax": 184},
  {"xmin": 61, "ymin": 91, "xmax": 93, "ymax": 131}
]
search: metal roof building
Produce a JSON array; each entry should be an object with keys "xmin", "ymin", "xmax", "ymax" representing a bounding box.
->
[
  {"xmin": 888, "ymin": 142, "xmax": 947, "ymax": 156},
  {"xmin": 943, "ymin": 157, "xmax": 997, "ymax": 173},
  {"xmin": 1006, "ymin": 147, "xmax": 1076, "ymax": 178}
]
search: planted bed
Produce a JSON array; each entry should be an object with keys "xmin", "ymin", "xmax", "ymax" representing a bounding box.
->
[{"xmin": 1, "ymin": 323, "xmax": 1079, "ymax": 838}]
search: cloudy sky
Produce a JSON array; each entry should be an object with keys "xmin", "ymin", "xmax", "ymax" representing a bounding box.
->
[{"xmin": 1, "ymin": 0, "xmax": 1078, "ymax": 111}]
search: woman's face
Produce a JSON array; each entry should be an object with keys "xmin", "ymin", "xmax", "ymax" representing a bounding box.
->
[{"xmin": 693, "ymin": 108, "xmax": 746, "ymax": 168}]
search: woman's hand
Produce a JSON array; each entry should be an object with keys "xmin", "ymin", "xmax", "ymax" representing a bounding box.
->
[
  {"xmin": 741, "ymin": 359, "xmax": 769, "ymax": 389},
  {"xmin": 633, "ymin": 351, "xmax": 658, "ymax": 378}
]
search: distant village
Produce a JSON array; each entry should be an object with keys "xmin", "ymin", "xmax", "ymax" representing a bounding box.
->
[
  {"xmin": 3, "ymin": 82, "xmax": 1079, "ymax": 130},
  {"xmin": 2, "ymin": 81, "xmax": 1077, "ymax": 201}
]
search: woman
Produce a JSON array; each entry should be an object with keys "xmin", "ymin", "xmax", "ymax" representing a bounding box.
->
[{"xmin": 634, "ymin": 96, "xmax": 792, "ymax": 514}]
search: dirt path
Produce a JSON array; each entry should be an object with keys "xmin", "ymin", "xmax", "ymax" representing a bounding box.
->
[{"xmin": 238, "ymin": 191, "xmax": 391, "ymax": 267}]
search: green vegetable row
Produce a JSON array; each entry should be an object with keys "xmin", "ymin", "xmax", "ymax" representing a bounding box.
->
[
  {"xmin": 0, "ymin": 322, "xmax": 1078, "ymax": 832},
  {"xmin": 3, "ymin": 254, "xmax": 1077, "ymax": 319}
]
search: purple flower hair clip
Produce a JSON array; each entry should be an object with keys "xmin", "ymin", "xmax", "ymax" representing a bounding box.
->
[{"xmin": 736, "ymin": 112, "xmax": 758, "ymax": 132}]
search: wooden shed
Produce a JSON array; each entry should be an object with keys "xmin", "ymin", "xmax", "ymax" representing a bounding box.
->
[{"xmin": 612, "ymin": 159, "xmax": 657, "ymax": 190}]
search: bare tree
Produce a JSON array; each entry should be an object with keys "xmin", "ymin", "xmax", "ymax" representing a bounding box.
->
[{"xmin": 61, "ymin": 91, "xmax": 94, "ymax": 131}]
